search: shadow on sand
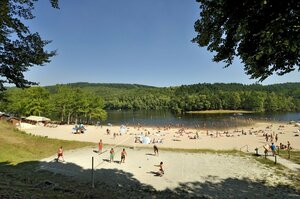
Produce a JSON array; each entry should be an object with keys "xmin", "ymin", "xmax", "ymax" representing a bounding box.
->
[
  {"xmin": 147, "ymin": 171, "xmax": 162, "ymax": 177},
  {"xmin": 145, "ymin": 153, "xmax": 156, "ymax": 156},
  {"xmin": 0, "ymin": 160, "xmax": 299, "ymax": 198}
]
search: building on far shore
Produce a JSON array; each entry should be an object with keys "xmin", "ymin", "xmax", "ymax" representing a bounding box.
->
[
  {"xmin": 0, "ymin": 113, "xmax": 21, "ymax": 126},
  {"xmin": 7, "ymin": 117, "xmax": 21, "ymax": 126},
  {"xmin": 0, "ymin": 113, "xmax": 10, "ymax": 121}
]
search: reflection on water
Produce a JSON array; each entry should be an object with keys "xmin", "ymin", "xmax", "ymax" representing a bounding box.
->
[{"xmin": 106, "ymin": 110, "xmax": 300, "ymax": 129}]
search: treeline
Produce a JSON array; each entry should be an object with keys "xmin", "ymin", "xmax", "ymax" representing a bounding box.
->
[
  {"xmin": 103, "ymin": 83, "xmax": 300, "ymax": 113},
  {"xmin": 1, "ymin": 83, "xmax": 299, "ymax": 121},
  {"xmin": 105, "ymin": 91, "xmax": 299, "ymax": 113},
  {"xmin": 0, "ymin": 86, "xmax": 107, "ymax": 123}
]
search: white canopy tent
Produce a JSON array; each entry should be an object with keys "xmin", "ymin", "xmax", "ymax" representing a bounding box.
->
[{"xmin": 25, "ymin": 116, "xmax": 51, "ymax": 122}]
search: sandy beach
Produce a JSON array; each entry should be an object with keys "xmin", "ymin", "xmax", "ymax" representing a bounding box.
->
[
  {"xmin": 19, "ymin": 121, "xmax": 300, "ymax": 198},
  {"xmin": 20, "ymin": 121, "xmax": 300, "ymax": 152},
  {"xmin": 39, "ymin": 147, "xmax": 299, "ymax": 198}
]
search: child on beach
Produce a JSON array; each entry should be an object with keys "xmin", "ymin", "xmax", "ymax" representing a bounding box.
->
[
  {"xmin": 120, "ymin": 148, "xmax": 127, "ymax": 163},
  {"xmin": 57, "ymin": 146, "xmax": 64, "ymax": 162},
  {"xmin": 155, "ymin": 162, "xmax": 164, "ymax": 177},
  {"xmin": 98, "ymin": 139, "xmax": 103, "ymax": 153},
  {"xmin": 109, "ymin": 148, "xmax": 115, "ymax": 163}
]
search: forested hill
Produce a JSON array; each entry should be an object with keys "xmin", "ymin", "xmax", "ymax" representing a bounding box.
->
[
  {"xmin": 47, "ymin": 82, "xmax": 300, "ymax": 99},
  {"xmin": 174, "ymin": 83, "xmax": 300, "ymax": 98},
  {"xmin": 46, "ymin": 82, "xmax": 300, "ymax": 113},
  {"xmin": 1, "ymin": 82, "xmax": 300, "ymax": 122},
  {"xmin": 46, "ymin": 82, "xmax": 162, "ymax": 98}
]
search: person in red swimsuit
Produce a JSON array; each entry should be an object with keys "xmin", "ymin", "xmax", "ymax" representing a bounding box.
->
[
  {"xmin": 98, "ymin": 139, "xmax": 103, "ymax": 153},
  {"xmin": 57, "ymin": 146, "xmax": 64, "ymax": 162}
]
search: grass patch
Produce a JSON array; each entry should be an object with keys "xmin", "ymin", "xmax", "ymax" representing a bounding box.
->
[
  {"xmin": 250, "ymin": 153, "xmax": 300, "ymax": 190},
  {"xmin": 277, "ymin": 149, "xmax": 300, "ymax": 165},
  {"xmin": 0, "ymin": 121, "xmax": 93, "ymax": 164},
  {"xmin": 186, "ymin": 110, "xmax": 256, "ymax": 114}
]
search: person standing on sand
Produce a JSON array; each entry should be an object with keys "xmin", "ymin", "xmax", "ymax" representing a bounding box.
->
[
  {"xmin": 271, "ymin": 143, "xmax": 276, "ymax": 156},
  {"xmin": 287, "ymin": 141, "xmax": 291, "ymax": 150},
  {"xmin": 98, "ymin": 139, "xmax": 103, "ymax": 153},
  {"xmin": 153, "ymin": 145, "xmax": 159, "ymax": 156},
  {"xmin": 109, "ymin": 148, "xmax": 115, "ymax": 163},
  {"xmin": 57, "ymin": 146, "xmax": 64, "ymax": 162},
  {"xmin": 120, "ymin": 148, "xmax": 127, "ymax": 163}
]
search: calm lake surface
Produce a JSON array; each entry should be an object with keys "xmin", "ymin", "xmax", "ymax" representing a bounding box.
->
[{"xmin": 106, "ymin": 110, "xmax": 300, "ymax": 129}]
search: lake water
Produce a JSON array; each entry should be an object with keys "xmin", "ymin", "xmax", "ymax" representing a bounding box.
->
[{"xmin": 106, "ymin": 110, "xmax": 300, "ymax": 129}]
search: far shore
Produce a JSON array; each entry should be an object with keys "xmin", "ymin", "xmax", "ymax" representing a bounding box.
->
[{"xmin": 186, "ymin": 110, "xmax": 256, "ymax": 114}]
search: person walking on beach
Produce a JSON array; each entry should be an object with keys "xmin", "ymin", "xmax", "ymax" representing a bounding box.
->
[
  {"xmin": 120, "ymin": 148, "xmax": 127, "ymax": 163},
  {"xmin": 153, "ymin": 145, "xmax": 159, "ymax": 156},
  {"xmin": 98, "ymin": 139, "xmax": 103, "ymax": 153},
  {"xmin": 57, "ymin": 146, "xmax": 64, "ymax": 162},
  {"xmin": 109, "ymin": 148, "xmax": 115, "ymax": 163}
]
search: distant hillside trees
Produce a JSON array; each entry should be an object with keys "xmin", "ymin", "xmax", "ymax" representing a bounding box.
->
[
  {"xmin": 0, "ymin": 83, "xmax": 299, "ymax": 119},
  {"xmin": 100, "ymin": 83, "xmax": 300, "ymax": 113}
]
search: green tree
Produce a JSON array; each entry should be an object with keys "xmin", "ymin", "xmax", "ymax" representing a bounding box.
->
[
  {"xmin": 50, "ymin": 85, "xmax": 76, "ymax": 122},
  {"xmin": 264, "ymin": 92, "xmax": 279, "ymax": 112},
  {"xmin": 193, "ymin": 0, "xmax": 300, "ymax": 81},
  {"xmin": 4, "ymin": 87, "xmax": 50, "ymax": 116},
  {"xmin": 0, "ymin": 0, "xmax": 58, "ymax": 90}
]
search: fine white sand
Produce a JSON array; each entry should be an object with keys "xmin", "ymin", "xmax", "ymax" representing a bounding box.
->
[
  {"xmin": 39, "ymin": 147, "xmax": 298, "ymax": 198},
  {"xmin": 21, "ymin": 122, "xmax": 300, "ymax": 152}
]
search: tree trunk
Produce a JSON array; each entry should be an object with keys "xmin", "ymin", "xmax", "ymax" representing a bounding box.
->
[
  {"xmin": 67, "ymin": 112, "xmax": 71, "ymax": 125},
  {"xmin": 61, "ymin": 105, "xmax": 65, "ymax": 122}
]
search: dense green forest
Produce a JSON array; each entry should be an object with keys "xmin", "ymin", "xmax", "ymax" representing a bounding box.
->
[
  {"xmin": 56, "ymin": 82, "xmax": 300, "ymax": 113},
  {"xmin": 0, "ymin": 82, "xmax": 299, "ymax": 122}
]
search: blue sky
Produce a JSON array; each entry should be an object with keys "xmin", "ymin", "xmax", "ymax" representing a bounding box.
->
[{"xmin": 25, "ymin": 0, "xmax": 299, "ymax": 87}]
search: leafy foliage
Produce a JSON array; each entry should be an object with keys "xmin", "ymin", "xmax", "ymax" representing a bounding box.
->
[
  {"xmin": 0, "ymin": 0, "xmax": 58, "ymax": 90},
  {"xmin": 48, "ymin": 82, "xmax": 300, "ymax": 114},
  {"xmin": 192, "ymin": 0, "xmax": 300, "ymax": 81},
  {"xmin": 0, "ymin": 85, "xmax": 107, "ymax": 124},
  {"xmin": 1, "ymin": 82, "xmax": 300, "ymax": 121}
]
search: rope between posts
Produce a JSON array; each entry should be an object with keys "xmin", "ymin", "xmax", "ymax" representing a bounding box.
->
[{"xmin": 95, "ymin": 136, "xmax": 133, "ymax": 168}]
